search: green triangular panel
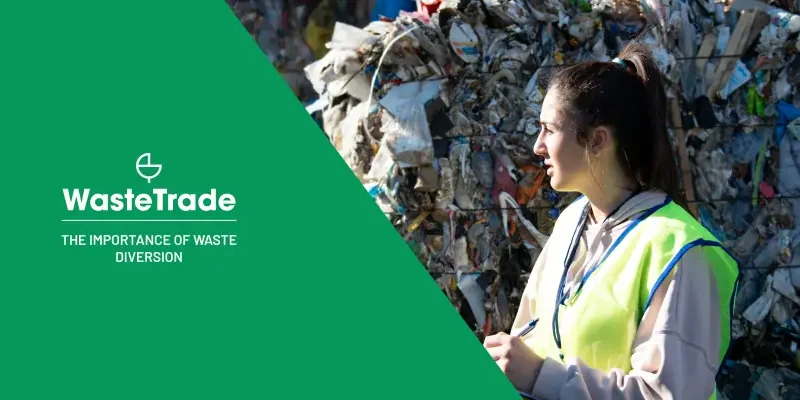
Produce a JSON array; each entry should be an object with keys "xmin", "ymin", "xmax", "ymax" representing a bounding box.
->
[{"xmin": 0, "ymin": 1, "xmax": 519, "ymax": 399}]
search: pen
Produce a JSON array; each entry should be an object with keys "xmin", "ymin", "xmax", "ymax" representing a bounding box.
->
[
  {"xmin": 514, "ymin": 319, "xmax": 540, "ymax": 399},
  {"xmin": 514, "ymin": 318, "xmax": 539, "ymax": 338}
]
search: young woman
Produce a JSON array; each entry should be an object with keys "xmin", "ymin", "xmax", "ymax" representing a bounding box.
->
[{"xmin": 482, "ymin": 43, "xmax": 739, "ymax": 400}]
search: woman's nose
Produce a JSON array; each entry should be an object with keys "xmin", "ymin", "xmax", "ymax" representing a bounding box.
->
[{"xmin": 533, "ymin": 134, "xmax": 546, "ymax": 157}]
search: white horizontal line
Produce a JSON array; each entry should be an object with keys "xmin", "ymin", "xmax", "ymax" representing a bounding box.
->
[{"xmin": 61, "ymin": 219, "xmax": 237, "ymax": 222}]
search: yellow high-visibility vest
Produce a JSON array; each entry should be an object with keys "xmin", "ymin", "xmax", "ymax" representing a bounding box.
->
[{"xmin": 523, "ymin": 196, "xmax": 739, "ymax": 400}]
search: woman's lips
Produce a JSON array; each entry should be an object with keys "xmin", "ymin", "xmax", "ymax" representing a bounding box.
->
[{"xmin": 544, "ymin": 161, "xmax": 553, "ymax": 175}]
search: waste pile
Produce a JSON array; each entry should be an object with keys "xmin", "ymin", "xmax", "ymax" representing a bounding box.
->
[
  {"xmin": 299, "ymin": 0, "xmax": 800, "ymax": 395},
  {"xmin": 685, "ymin": 0, "xmax": 800, "ymax": 397}
]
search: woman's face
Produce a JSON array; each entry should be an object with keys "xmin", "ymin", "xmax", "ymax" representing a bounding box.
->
[{"xmin": 533, "ymin": 90, "xmax": 591, "ymax": 192}]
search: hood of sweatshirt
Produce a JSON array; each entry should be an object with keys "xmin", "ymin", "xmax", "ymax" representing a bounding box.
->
[
  {"xmin": 555, "ymin": 189, "xmax": 670, "ymax": 289},
  {"xmin": 592, "ymin": 190, "xmax": 669, "ymax": 234}
]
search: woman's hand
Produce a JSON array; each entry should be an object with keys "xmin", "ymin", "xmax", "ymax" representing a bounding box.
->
[{"xmin": 483, "ymin": 332, "xmax": 544, "ymax": 393}]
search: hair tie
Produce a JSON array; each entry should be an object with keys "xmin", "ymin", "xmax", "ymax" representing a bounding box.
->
[{"xmin": 612, "ymin": 57, "xmax": 637, "ymax": 74}]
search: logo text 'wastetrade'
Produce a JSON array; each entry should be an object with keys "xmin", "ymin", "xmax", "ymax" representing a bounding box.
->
[
  {"xmin": 63, "ymin": 188, "xmax": 235, "ymax": 212},
  {"xmin": 63, "ymin": 152, "xmax": 236, "ymax": 212}
]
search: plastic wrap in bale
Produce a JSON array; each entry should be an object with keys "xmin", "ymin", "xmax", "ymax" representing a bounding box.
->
[
  {"xmin": 381, "ymin": 102, "xmax": 435, "ymax": 167},
  {"xmin": 471, "ymin": 151, "xmax": 494, "ymax": 189},
  {"xmin": 338, "ymin": 101, "xmax": 374, "ymax": 181},
  {"xmin": 366, "ymin": 142, "xmax": 395, "ymax": 183},
  {"xmin": 435, "ymin": 158, "xmax": 456, "ymax": 215},
  {"xmin": 483, "ymin": 0, "xmax": 533, "ymax": 27},
  {"xmin": 743, "ymin": 274, "xmax": 776, "ymax": 325},
  {"xmin": 451, "ymin": 143, "xmax": 478, "ymax": 210},
  {"xmin": 693, "ymin": 149, "xmax": 736, "ymax": 201},
  {"xmin": 730, "ymin": 130, "xmax": 768, "ymax": 164}
]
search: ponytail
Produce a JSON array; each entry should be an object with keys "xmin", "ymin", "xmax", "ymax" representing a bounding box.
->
[{"xmin": 618, "ymin": 43, "xmax": 685, "ymax": 208}]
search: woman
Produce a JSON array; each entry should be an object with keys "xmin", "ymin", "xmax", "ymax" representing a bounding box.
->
[{"xmin": 483, "ymin": 42, "xmax": 739, "ymax": 400}]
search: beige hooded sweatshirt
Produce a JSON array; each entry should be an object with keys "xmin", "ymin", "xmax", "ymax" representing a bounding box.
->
[{"xmin": 512, "ymin": 190, "xmax": 725, "ymax": 400}]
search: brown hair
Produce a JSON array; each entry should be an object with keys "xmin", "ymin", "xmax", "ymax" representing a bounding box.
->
[{"xmin": 545, "ymin": 42, "xmax": 685, "ymax": 208}]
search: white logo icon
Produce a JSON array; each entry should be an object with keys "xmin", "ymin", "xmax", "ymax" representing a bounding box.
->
[{"xmin": 136, "ymin": 153, "xmax": 162, "ymax": 183}]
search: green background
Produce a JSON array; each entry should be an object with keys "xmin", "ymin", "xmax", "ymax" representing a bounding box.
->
[{"xmin": 0, "ymin": 1, "xmax": 519, "ymax": 399}]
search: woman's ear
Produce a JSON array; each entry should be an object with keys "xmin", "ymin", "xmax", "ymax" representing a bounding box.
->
[{"xmin": 587, "ymin": 126, "xmax": 612, "ymax": 155}]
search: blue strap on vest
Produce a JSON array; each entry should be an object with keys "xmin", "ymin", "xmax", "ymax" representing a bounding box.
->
[{"xmin": 643, "ymin": 237, "xmax": 742, "ymax": 381}]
